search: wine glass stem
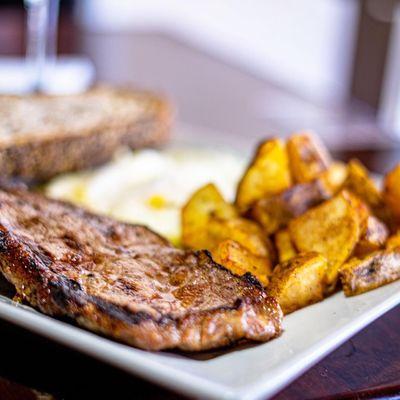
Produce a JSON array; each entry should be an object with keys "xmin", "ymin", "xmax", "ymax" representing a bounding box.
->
[
  {"xmin": 25, "ymin": 0, "xmax": 60, "ymax": 92},
  {"xmin": 47, "ymin": 0, "xmax": 60, "ymax": 66}
]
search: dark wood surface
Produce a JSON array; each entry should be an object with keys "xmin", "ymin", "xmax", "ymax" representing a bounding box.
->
[{"xmin": 0, "ymin": 298, "xmax": 398, "ymax": 400}]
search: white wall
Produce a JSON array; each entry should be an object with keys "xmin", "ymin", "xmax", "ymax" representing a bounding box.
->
[
  {"xmin": 379, "ymin": 3, "xmax": 400, "ymax": 138},
  {"xmin": 77, "ymin": 0, "xmax": 359, "ymax": 104}
]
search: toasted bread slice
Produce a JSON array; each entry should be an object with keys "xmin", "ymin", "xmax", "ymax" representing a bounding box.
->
[{"xmin": 0, "ymin": 86, "xmax": 172, "ymax": 182}]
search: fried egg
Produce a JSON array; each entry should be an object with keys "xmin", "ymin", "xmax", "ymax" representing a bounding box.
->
[{"xmin": 45, "ymin": 147, "xmax": 246, "ymax": 244}]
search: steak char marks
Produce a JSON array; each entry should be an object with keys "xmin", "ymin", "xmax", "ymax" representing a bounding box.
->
[{"xmin": 0, "ymin": 187, "xmax": 282, "ymax": 351}]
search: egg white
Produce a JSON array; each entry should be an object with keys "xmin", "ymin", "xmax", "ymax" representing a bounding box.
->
[{"xmin": 45, "ymin": 146, "xmax": 246, "ymax": 244}]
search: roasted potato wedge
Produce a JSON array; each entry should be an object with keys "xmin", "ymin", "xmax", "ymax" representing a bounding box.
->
[
  {"xmin": 235, "ymin": 138, "xmax": 291, "ymax": 212},
  {"xmin": 182, "ymin": 183, "xmax": 274, "ymax": 261},
  {"xmin": 289, "ymin": 191, "xmax": 361, "ymax": 291},
  {"xmin": 208, "ymin": 217, "xmax": 274, "ymax": 259},
  {"xmin": 345, "ymin": 159, "xmax": 392, "ymax": 225},
  {"xmin": 344, "ymin": 159, "xmax": 381, "ymax": 205},
  {"xmin": 268, "ymin": 252, "xmax": 328, "ymax": 314},
  {"xmin": 250, "ymin": 178, "xmax": 331, "ymax": 235},
  {"xmin": 287, "ymin": 132, "xmax": 331, "ymax": 183},
  {"xmin": 340, "ymin": 249, "xmax": 400, "ymax": 296},
  {"xmin": 250, "ymin": 196, "xmax": 292, "ymax": 236},
  {"xmin": 386, "ymin": 231, "xmax": 400, "ymax": 250},
  {"xmin": 345, "ymin": 189, "xmax": 370, "ymax": 225},
  {"xmin": 345, "ymin": 193, "xmax": 389, "ymax": 256},
  {"xmin": 182, "ymin": 183, "xmax": 237, "ymax": 249},
  {"xmin": 318, "ymin": 161, "xmax": 348, "ymax": 194},
  {"xmin": 383, "ymin": 163, "xmax": 400, "ymax": 222},
  {"xmin": 354, "ymin": 215, "xmax": 389, "ymax": 257},
  {"xmin": 212, "ymin": 240, "xmax": 271, "ymax": 286},
  {"xmin": 275, "ymin": 229, "xmax": 297, "ymax": 263}
]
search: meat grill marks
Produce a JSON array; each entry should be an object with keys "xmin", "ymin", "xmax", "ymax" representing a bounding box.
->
[{"xmin": 0, "ymin": 187, "xmax": 282, "ymax": 351}]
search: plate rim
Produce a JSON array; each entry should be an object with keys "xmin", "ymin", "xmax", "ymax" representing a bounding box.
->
[{"xmin": 1, "ymin": 281, "xmax": 400, "ymax": 400}]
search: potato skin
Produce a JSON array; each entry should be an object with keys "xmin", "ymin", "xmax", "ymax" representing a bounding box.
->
[
  {"xmin": 354, "ymin": 215, "xmax": 389, "ymax": 257},
  {"xmin": 268, "ymin": 252, "xmax": 328, "ymax": 314},
  {"xmin": 287, "ymin": 132, "xmax": 331, "ymax": 183},
  {"xmin": 289, "ymin": 191, "xmax": 361, "ymax": 292},
  {"xmin": 235, "ymin": 138, "xmax": 291, "ymax": 213},
  {"xmin": 250, "ymin": 178, "xmax": 331, "ymax": 235},
  {"xmin": 340, "ymin": 249, "xmax": 400, "ymax": 296}
]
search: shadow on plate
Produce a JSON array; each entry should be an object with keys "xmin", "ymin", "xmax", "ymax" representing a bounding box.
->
[{"xmin": 0, "ymin": 274, "xmax": 15, "ymax": 298}]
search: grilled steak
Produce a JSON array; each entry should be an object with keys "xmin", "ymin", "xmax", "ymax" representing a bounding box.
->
[{"xmin": 0, "ymin": 187, "xmax": 282, "ymax": 351}]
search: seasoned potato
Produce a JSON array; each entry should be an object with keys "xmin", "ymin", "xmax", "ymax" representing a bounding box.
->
[
  {"xmin": 275, "ymin": 229, "xmax": 297, "ymax": 263},
  {"xmin": 344, "ymin": 189, "xmax": 370, "ymax": 225},
  {"xmin": 250, "ymin": 178, "xmax": 331, "ymax": 235},
  {"xmin": 235, "ymin": 138, "xmax": 291, "ymax": 212},
  {"xmin": 182, "ymin": 183, "xmax": 274, "ymax": 261},
  {"xmin": 287, "ymin": 132, "xmax": 331, "ymax": 183},
  {"xmin": 289, "ymin": 191, "xmax": 361, "ymax": 291},
  {"xmin": 345, "ymin": 159, "xmax": 391, "ymax": 224},
  {"xmin": 340, "ymin": 249, "xmax": 400, "ymax": 296},
  {"xmin": 208, "ymin": 217, "xmax": 274, "ymax": 259},
  {"xmin": 386, "ymin": 231, "xmax": 400, "ymax": 250},
  {"xmin": 268, "ymin": 252, "xmax": 328, "ymax": 314},
  {"xmin": 345, "ymin": 192, "xmax": 389, "ymax": 256},
  {"xmin": 212, "ymin": 240, "xmax": 271, "ymax": 286},
  {"xmin": 345, "ymin": 159, "xmax": 381, "ymax": 205},
  {"xmin": 319, "ymin": 161, "xmax": 348, "ymax": 194},
  {"xmin": 250, "ymin": 196, "xmax": 292, "ymax": 236},
  {"xmin": 383, "ymin": 163, "xmax": 400, "ymax": 222},
  {"xmin": 354, "ymin": 215, "xmax": 389, "ymax": 257},
  {"xmin": 182, "ymin": 183, "xmax": 237, "ymax": 249}
]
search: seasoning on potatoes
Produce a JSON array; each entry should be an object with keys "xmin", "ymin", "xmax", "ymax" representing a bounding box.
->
[
  {"xmin": 354, "ymin": 215, "xmax": 389, "ymax": 257},
  {"xmin": 235, "ymin": 138, "xmax": 291, "ymax": 213},
  {"xmin": 340, "ymin": 249, "xmax": 400, "ymax": 296},
  {"xmin": 386, "ymin": 231, "xmax": 400, "ymax": 250},
  {"xmin": 275, "ymin": 229, "xmax": 297, "ymax": 263},
  {"xmin": 212, "ymin": 240, "xmax": 271, "ymax": 286},
  {"xmin": 268, "ymin": 252, "xmax": 328, "ymax": 314},
  {"xmin": 250, "ymin": 178, "xmax": 331, "ymax": 235},
  {"xmin": 383, "ymin": 163, "xmax": 400, "ymax": 223},
  {"xmin": 287, "ymin": 132, "xmax": 331, "ymax": 183},
  {"xmin": 345, "ymin": 159, "xmax": 392, "ymax": 225},
  {"xmin": 181, "ymin": 183, "xmax": 237, "ymax": 250},
  {"xmin": 289, "ymin": 191, "xmax": 361, "ymax": 292},
  {"xmin": 208, "ymin": 217, "xmax": 275, "ymax": 260},
  {"xmin": 318, "ymin": 161, "xmax": 348, "ymax": 194}
]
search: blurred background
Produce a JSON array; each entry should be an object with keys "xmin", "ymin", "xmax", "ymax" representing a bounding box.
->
[{"xmin": 1, "ymin": 0, "xmax": 400, "ymax": 151}]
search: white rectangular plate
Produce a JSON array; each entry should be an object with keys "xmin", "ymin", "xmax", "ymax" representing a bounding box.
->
[{"xmin": 0, "ymin": 280, "xmax": 399, "ymax": 400}]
